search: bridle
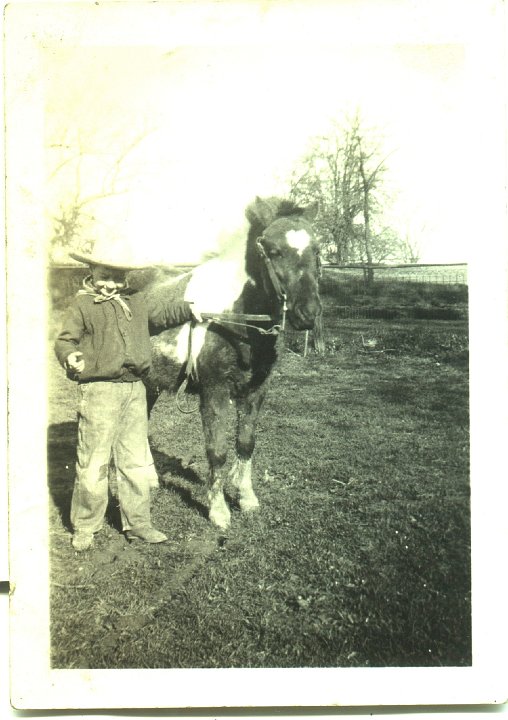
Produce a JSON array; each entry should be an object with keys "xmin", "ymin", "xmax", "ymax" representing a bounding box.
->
[
  {"xmin": 255, "ymin": 233, "xmax": 322, "ymax": 317},
  {"xmin": 255, "ymin": 238, "xmax": 287, "ymax": 303}
]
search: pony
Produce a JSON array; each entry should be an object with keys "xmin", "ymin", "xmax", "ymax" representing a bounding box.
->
[{"xmin": 141, "ymin": 196, "xmax": 321, "ymax": 530}]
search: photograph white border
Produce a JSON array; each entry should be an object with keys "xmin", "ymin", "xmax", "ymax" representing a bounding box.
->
[{"xmin": 5, "ymin": 0, "xmax": 508, "ymax": 710}]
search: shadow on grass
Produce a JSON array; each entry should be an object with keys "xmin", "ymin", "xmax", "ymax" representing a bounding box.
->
[
  {"xmin": 151, "ymin": 449, "xmax": 209, "ymax": 520},
  {"xmin": 47, "ymin": 422, "xmax": 77, "ymax": 532},
  {"xmin": 151, "ymin": 449, "xmax": 201, "ymax": 484},
  {"xmin": 374, "ymin": 382, "xmax": 415, "ymax": 405}
]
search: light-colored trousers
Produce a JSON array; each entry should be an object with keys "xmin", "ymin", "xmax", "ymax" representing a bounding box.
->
[{"xmin": 71, "ymin": 381, "xmax": 159, "ymax": 534}]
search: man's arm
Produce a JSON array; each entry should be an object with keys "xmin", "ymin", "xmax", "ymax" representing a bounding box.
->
[
  {"xmin": 54, "ymin": 302, "xmax": 86, "ymax": 367},
  {"xmin": 145, "ymin": 295, "xmax": 199, "ymax": 331}
]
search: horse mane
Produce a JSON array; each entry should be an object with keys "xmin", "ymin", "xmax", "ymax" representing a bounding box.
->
[
  {"xmin": 245, "ymin": 196, "xmax": 307, "ymax": 229},
  {"xmin": 275, "ymin": 199, "xmax": 309, "ymax": 218}
]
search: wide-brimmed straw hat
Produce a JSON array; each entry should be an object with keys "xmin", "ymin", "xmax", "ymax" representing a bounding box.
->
[{"xmin": 69, "ymin": 236, "xmax": 148, "ymax": 270}]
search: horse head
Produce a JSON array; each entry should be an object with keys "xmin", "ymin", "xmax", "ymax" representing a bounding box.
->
[{"xmin": 246, "ymin": 196, "xmax": 322, "ymax": 330}]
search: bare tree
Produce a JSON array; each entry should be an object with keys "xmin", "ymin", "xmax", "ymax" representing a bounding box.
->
[
  {"xmin": 47, "ymin": 126, "xmax": 152, "ymax": 262},
  {"xmin": 288, "ymin": 120, "xmax": 362, "ymax": 263},
  {"xmin": 289, "ymin": 113, "xmax": 400, "ymax": 278},
  {"xmin": 400, "ymin": 232, "xmax": 421, "ymax": 264}
]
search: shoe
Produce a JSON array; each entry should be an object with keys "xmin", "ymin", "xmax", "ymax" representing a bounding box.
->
[
  {"xmin": 72, "ymin": 532, "xmax": 94, "ymax": 552},
  {"xmin": 125, "ymin": 527, "xmax": 168, "ymax": 543}
]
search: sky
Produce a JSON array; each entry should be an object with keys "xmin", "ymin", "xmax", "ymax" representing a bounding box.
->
[{"xmin": 10, "ymin": 0, "xmax": 506, "ymax": 264}]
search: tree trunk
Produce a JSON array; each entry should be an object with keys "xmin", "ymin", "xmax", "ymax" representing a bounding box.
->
[
  {"xmin": 359, "ymin": 153, "xmax": 374, "ymax": 286},
  {"xmin": 312, "ymin": 312, "xmax": 326, "ymax": 355}
]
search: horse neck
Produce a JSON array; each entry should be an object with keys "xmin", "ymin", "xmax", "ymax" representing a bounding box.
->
[{"xmin": 245, "ymin": 221, "xmax": 263, "ymax": 279}]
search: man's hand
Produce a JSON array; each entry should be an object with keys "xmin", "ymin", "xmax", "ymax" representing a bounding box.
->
[{"xmin": 66, "ymin": 351, "xmax": 85, "ymax": 374}]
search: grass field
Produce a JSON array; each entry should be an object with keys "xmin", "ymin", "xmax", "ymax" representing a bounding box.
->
[
  {"xmin": 319, "ymin": 270, "xmax": 468, "ymax": 321},
  {"xmin": 48, "ymin": 310, "xmax": 470, "ymax": 669}
]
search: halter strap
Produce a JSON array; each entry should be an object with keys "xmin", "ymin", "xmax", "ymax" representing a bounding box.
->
[{"xmin": 255, "ymin": 239, "xmax": 286, "ymax": 302}]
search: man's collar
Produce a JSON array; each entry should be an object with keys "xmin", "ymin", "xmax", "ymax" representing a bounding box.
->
[{"xmin": 82, "ymin": 275, "xmax": 132, "ymax": 296}]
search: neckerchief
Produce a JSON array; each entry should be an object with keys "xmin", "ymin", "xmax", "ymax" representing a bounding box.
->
[{"xmin": 78, "ymin": 276, "xmax": 133, "ymax": 320}]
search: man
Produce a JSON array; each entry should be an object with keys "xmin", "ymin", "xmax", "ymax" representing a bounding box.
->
[{"xmin": 54, "ymin": 239, "xmax": 198, "ymax": 551}]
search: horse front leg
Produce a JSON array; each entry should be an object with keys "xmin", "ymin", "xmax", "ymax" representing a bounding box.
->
[
  {"xmin": 200, "ymin": 387, "xmax": 231, "ymax": 530},
  {"xmin": 229, "ymin": 389, "xmax": 266, "ymax": 513}
]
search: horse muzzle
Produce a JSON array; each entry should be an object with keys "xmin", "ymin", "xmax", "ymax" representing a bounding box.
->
[
  {"xmin": 285, "ymin": 272, "xmax": 322, "ymax": 330},
  {"xmin": 286, "ymin": 294, "xmax": 322, "ymax": 331}
]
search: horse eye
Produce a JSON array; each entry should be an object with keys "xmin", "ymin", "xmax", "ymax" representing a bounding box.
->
[{"xmin": 267, "ymin": 247, "xmax": 282, "ymax": 259}]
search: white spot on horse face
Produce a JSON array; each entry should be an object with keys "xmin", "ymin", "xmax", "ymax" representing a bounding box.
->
[
  {"xmin": 184, "ymin": 257, "xmax": 249, "ymax": 313},
  {"xmin": 286, "ymin": 229, "xmax": 311, "ymax": 255}
]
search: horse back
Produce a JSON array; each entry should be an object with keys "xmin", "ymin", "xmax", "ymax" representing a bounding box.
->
[{"xmin": 141, "ymin": 259, "xmax": 278, "ymax": 399}]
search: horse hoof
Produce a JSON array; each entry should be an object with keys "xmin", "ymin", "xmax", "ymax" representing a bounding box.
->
[
  {"xmin": 210, "ymin": 513, "xmax": 231, "ymax": 530},
  {"xmin": 239, "ymin": 496, "xmax": 260, "ymax": 513},
  {"xmin": 209, "ymin": 504, "xmax": 231, "ymax": 530}
]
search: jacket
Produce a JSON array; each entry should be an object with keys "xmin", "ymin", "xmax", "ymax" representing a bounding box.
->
[{"xmin": 54, "ymin": 285, "xmax": 194, "ymax": 383}]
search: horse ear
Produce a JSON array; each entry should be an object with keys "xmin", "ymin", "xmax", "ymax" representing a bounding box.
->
[
  {"xmin": 249, "ymin": 196, "xmax": 278, "ymax": 227},
  {"xmin": 302, "ymin": 201, "xmax": 319, "ymax": 222}
]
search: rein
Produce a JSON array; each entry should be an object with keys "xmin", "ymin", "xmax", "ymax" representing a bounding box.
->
[{"xmin": 200, "ymin": 311, "xmax": 284, "ymax": 336}]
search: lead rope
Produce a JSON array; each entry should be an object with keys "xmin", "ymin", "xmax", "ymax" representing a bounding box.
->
[
  {"xmin": 281, "ymin": 294, "xmax": 287, "ymax": 331},
  {"xmin": 203, "ymin": 317, "xmax": 281, "ymax": 335},
  {"xmin": 176, "ymin": 321, "xmax": 200, "ymax": 413}
]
